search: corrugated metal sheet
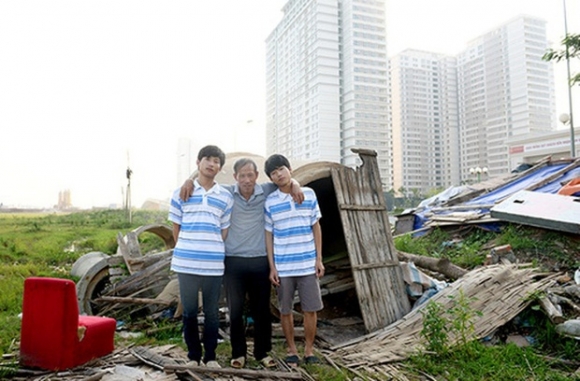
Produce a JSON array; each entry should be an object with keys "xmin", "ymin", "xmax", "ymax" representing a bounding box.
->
[{"xmin": 490, "ymin": 190, "xmax": 580, "ymax": 234}]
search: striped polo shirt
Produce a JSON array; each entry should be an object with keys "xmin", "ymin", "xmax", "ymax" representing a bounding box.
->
[
  {"xmin": 264, "ymin": 187, "xmax": 321, "ymax": 277},
  {"xmin": 169, "ymin": 179, "xmax": 234, "ymax": 276}
]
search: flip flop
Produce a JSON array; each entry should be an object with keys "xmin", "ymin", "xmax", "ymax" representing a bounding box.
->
[
  {"xmin": 230, "ymin": 356, "xmax": 245, "ymax": 369},
  {"xmin": 260, "ymin": 355, "xmax": 276, "ymax": 368},
  {"xmin": 303, "ymin": 355, "xmax": 320, "ymax": 364},
  {"xmin": 284, "ymin": 354, "xmax": 300, "ymax": 367}
]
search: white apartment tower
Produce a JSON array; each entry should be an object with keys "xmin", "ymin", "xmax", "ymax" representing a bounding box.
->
[
  {"xmin": 457, "ymin": 16, "xmax": 556, "ymax": 180},
  {"xmin": 266, "ymin": 0, "xmax": 391, "ymax": 188},
  {"xmin": 390, "ymin": 50, "xmax": 459, "ymax": 195}
]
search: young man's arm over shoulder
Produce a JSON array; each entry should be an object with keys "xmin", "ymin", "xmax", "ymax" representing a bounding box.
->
[
  {"xmin": 179, "ymin": 178, "xmax": 194, "ymax": 201},
  {"xmin": 261, "ymin": 179, "xmax": 304, "ymax": 203},
  {"xmin": 312, "ymin": 221, "xmax": 324, "ymax": 278}
]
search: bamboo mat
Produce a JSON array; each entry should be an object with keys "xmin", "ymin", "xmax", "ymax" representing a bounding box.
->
[{"xmin": 331, "ymin": 264, "xmax": 558, "ymax": 369}]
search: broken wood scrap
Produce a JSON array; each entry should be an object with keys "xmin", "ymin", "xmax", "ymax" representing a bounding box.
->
[
  {"xmin": 130, "ymin": 346, "xmax": 179, "ymax": 370},
  {"xmin": 550, "ymin": 293, "xmax": 580, "ymax": 314},
  {"xmin": 94, "ymin": 296, "xmax": 173, "ymax": 306},
  {"xmin": 523, "ymin": 158, "xmax": 580, "ymax": 193},
  {"xmin": 538, "ymin": 295, "xmax": 565, "ymax": 324},
  {"xmin": 164, "ymin": 363, "xmax": 303, "ymax": 380},
  {"xmin": 397, "ymin": 250, "xmax": 467, "ymax": 280},
  {"xmin": 97, "ymin": 282, "xmax": 172, "ymax": 317},
  {"xmin": 116, "ymin": 231, "xmax": 143, "ymax": 274},
  {"xmin": 429, "ymin": 204, "xmax": 495, "ymax": 212},
  {"xmin": 103, "ymin": 256, "xmax": 171, "ymax": 297},
  {"xmin": 323, "ymin": 277, "xmax": 355, "ymax": 295},
  {"xmin": 427, "ymin": 213, "xmax": 484, "ymax": 223},
  {"xmin": 126, "ymin": 250, "xmax": 172, "ymax": 270},
  {"xmin": 80, "ymin": 370, "xmax": 108, "ymax": 381}
]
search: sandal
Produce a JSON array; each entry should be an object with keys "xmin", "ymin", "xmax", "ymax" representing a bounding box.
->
[
  {"xmin": 260, "ymin": 355, "xmax": 276, "ymax": 368},
  {"xmin": 303, "ymin": 355, "xmax": 320, "ymax": 364},
  {"xmin": 230, "ymin": 356, "xmax": 245, "ymax": 369},
  {"xmin": 284, "ymin": 354, "xmax": 300, "ymax": 367}
]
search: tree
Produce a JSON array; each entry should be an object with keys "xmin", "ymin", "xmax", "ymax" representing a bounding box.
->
[{"xmin": 543, "ymin": 33, "xmax": 580, "ymax": 85}]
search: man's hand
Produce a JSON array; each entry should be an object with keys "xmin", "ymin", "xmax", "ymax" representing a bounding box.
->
[
  {"xmin": 316, "ymin": 260, "xmax": 325, "ymax": 279},
  {"xmin": 269, "ymin": 268, "xmax": 280, "ymax": 287},
  {"xmin": 290, "ymin": 179, "xmax": 304, "ymax": 204},
  {"xmin": 180, "ymin": 179, "xmax": 194, "ymax": 201}
]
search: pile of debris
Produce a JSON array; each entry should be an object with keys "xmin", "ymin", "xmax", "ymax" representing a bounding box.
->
[{"xmin": 395, "ymin": 156, "xmax": 580, "ymax": 236}]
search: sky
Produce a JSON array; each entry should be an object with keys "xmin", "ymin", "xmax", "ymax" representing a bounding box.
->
[{"xmin": 0, "ymin": 0, "xmax": 578, "ymax": 209}]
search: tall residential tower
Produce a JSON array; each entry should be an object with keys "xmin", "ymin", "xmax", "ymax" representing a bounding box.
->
[
  {"xmin": 389, "ymin": 15, "xmax": 555, "ymax": 193},
  {"xmin": 266, "ymin": 0, "xmax": 391, "ymax": 188},
  {"xmin": 457, "ymin": 16, "xmax": 556, "ymax": 180},
  {"xmin": 390, "ymin": 50, "xmax": 459, "ymax": 194}
]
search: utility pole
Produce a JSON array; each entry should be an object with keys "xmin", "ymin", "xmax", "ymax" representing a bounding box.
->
[
  {"xmin": 125, "ymin": 151, "xmax": 132, "ymax": 224},
  {"xmin": 563, "ymin": 0, "xmax": 576, "ymax": 157}
]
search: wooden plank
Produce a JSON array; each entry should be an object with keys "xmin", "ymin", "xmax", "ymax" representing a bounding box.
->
[
  {"xmin": 524, "ymin": 158, "xmax": 580, "ymax": 192},
  {"xmin": 165, "ymin": 364, "xmax": 303, "ymax": 380},
  {"xmin": 116, "ymin": 231, "xmax": 143, "ymax": 274},
  {"xmin": 95, "ymin": 296, "xmax": 173, "ymax": 306},
  {"xmin": 339, "ymin": 204, "xmax": 387, "ymax": 211},
  {"xmin": 351, "ymin": 261, "xmax": 399, "ymax": 271},
  {"xmin": 331, "ymin": 150, "xmax": 410, "ymax": 332}
]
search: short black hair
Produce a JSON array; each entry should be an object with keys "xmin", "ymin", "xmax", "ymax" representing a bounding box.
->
[
  {"xmin": 233, "ymin": 158, "xmax": 258, "ymax": 174},
  {"xmin": 264, "ymin": 154, "xmax": 291, "ymax": 179},
  {"xmin": 197, "ymin": 145, "xmax": 226, "ymax": 167}
]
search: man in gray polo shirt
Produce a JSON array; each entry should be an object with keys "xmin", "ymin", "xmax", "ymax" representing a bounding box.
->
[{"xmin": 180, "ymin": 157, "xmax": 302, "ymax": 368}]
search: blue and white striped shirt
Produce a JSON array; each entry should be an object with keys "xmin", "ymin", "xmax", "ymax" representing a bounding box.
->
[
  {"xmin": 169, "ymin": 180, "xmax": 234, "ymax": 276},
  {"xmin": 264, "ymin": 187, "xmax": 321, "ymax": 277}
]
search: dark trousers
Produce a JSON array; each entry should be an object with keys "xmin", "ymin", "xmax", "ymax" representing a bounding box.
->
[
  {"xmin": 177, "ymin": 273, "xmax": 223, "ymax": 363},
  {"xmin": 224, "ymin": 256, "xmax": 272, "ymax": 360}
]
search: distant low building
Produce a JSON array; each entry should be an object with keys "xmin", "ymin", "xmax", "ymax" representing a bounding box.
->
[
  {"xmin": 57, "ymin": 189, "xmax": 72, "ymax": 210},
  {"xmin": 141, "ymin": 198, "xmax": 170, "ymax": 211},
  {"xmin": 508, "ymin": 127, "xmax": 579, "ymax": 169}
]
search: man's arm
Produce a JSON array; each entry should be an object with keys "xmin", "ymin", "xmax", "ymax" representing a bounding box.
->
[
  {"xmin": 179, "ymin": 178, "xmax": 194, "ymax": 201},
  {"xmin": 262, "ymin": 179, "xmax": 304, "ymax": 203},
  {"xmin": 265, "ymin": 230, "xmax": 280, "ymax": 286},
  {"xmin": 172, "ymin": 222, "xmax": 181, "ymax": 244},
  {"xmin": 221, "ymin": 228, "xmax": 229, "ymax": 242},
  {"xmin": 289, "ymin": 179, "xmax": 304, "ymax": 204},
  {"xmin": 312, "ymin": 221, "xmax": 324, "ymax": 278}
]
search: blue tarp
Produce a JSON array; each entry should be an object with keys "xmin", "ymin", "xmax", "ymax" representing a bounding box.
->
[{"xmin": 412, "ymin": 163, "xmax": 580, "ymax": 233}]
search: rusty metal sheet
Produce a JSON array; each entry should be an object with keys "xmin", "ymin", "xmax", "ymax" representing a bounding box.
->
[{"xmin": 490, "ymin": 190, "xmax": 580, "ymax": 234}]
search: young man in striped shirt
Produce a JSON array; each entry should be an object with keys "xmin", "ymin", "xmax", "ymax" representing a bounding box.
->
[
  {"xmin": 169, "ymin": 145, "xmax": 234, "ymax": 368},
  {"xmin": 264, "ymin": 154, "xmax": 325, "ymax": 366}
]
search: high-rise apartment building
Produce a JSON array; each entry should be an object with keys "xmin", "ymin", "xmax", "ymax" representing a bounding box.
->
[
  {"xmin": 390, "ymin": 50, "xmax": 459, "ymax": 194},
  {"xmin": 265, "ymin": 0, "xmax": 391, "ymax": 188},
  {"xmin": 389, "ymin": 16, "xmax": 555, "ymax": 193},
  {"xmin": 457, "ymin": 16, "xmax": 556, "ymax": 180}
]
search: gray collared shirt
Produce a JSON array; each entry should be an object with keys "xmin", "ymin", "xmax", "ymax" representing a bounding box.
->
[{"xmin": 223, "ymin": 182, "xmax": 277, "ymax": 257}]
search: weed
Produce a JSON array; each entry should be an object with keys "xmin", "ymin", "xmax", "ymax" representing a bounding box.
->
[
  {"xmin": 448, "ymin": 289, "xmax": 482, "ymax": 349},
  {"xmin": 420, "ymin": 300, "xmax": 450, "ymax": 355}
]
